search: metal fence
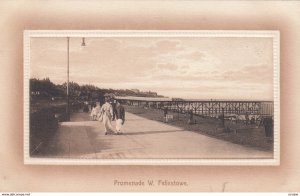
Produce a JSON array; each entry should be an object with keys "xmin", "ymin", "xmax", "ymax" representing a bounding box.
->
[{"xmin": 115, "ymin": 96, "xmax": 274, "ymax": 118}]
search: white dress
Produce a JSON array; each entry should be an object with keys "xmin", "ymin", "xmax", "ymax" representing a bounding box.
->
[{"xmin": 100, "ymin": 102, "xmax": 114, "ymax": 133}]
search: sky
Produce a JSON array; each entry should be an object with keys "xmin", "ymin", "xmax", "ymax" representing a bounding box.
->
[{"xmin": 30, "ymin": 36, "xmax": 274, "ymax": 100}]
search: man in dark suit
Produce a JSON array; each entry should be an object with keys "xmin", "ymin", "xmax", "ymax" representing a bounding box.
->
[{"xmin": 115, "ymin": 100, "xmax": 125, "ymax": 135}]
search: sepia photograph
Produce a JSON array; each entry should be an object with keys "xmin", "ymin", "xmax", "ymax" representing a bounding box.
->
[{"xmin": 24, "ymin": 30, "xmax": 279, "ymax": 165}]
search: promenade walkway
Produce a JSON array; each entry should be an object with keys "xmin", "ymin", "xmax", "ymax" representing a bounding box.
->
[{"xmin": 42, "ymin": 111, "xmax": 273, "ymax": 159}]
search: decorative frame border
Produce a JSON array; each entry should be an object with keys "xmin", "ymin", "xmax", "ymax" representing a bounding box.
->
[{"xmin": 24, "ymin": 30, "xmax": 280, "ymax": 165}]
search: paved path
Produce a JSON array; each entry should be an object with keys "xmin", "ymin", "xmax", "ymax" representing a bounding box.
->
[{"xmin": 43, "ymin": 112, "xmax": 273, "ymax": 159}]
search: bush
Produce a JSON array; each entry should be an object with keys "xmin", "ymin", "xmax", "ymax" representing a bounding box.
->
[{"xmin": 29, "ymin": 105, "xmax": 66, "ymax": 156}]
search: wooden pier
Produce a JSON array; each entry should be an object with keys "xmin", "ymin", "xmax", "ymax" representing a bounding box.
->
[{"xmin": 115, "ymin": 96, "xmax": 274, "ymax": 118}]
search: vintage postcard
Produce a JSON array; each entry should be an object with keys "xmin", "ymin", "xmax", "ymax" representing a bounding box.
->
[{"xmin": 24, "ymin": 30, "xmax": 280, "ymax": 165}]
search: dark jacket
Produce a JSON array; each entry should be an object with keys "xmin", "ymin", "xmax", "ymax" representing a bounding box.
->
[{"xmin": 115, "ymin": 104, "xmax": 125, "ymax": 121}]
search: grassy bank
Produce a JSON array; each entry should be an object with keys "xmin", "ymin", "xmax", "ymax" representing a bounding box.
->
[
  {"xmin": 30, "ymin": 99, "xmax": 69, "ymax": 156},
  {"xmin": 124, "ymin": 105, "xmax": 273, "ymax": 151}
]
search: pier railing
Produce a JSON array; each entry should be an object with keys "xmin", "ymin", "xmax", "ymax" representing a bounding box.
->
[{"xmin": 115, "ymin": 96, "xmax": 273, "ymax": 118}]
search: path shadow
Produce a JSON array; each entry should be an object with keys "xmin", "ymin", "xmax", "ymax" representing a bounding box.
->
[
  {"xmin": 33, "ymin": 124, "xmax": 111, "ymax": 158},
  {"xmin": 123, "ymin": 129, "xmax": 185, "ymax": 136},
  {"xmin": 118, "ymin": 118, "xmax": 148, "ymax": 121}
]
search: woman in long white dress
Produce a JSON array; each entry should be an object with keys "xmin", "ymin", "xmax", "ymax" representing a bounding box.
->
[
  {"xmin": 90, "ymin": 102, "xmax": 101, "ymax": 120},
  {"xmin": 100, "ymin": 100, "xmax": 115, "ymax": 135}
]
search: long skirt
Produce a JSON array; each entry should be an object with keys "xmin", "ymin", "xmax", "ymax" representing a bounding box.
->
[
  {"xmin": 102, "ymin": 114, "xmax": 114, "ymax": 133},
  {"xmin": 116, "ymin": 119, "xmax": 123, "ymax": 133}
]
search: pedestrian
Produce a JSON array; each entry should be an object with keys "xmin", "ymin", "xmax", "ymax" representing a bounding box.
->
[
  {"xmin": 263, "ymin": 116, "xmax": 274, "ymax": 138},
  {"xmin": 100, "ymin": 98, "xmax": 115, "ymax": 135},
  {"xmin": 115, "ymin": 100, "xmax": 125, "ymax": 135},
  {"xmin": 90, "ymin": 104, "xmax": 97, "ymax": 120},
  {"xmin": 163, "ymin": 106, "xmax": 168, "ymax": 123},
  {"xmin": 188, "ymin": 109, "xmax": 194, "ymax": 124},
  {"xmin": 245, "ymin": 112, "xmax": 249, "ymax": 125},
  {"xmin": 111, "ymin": 99, "xmax": 117, "ymax": 121},
  {"xmin": 93, "ymin": 102, "xmax": 101, "ymax": 120},
  {"xmin": 250, "ymin": 116, "xmax": 256, "ymax": 125},
  {"xmin": 83, "ymin": 101, "xmax": 89, "ymax": 112}
]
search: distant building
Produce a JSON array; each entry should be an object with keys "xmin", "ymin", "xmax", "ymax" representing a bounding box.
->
[
  {"xmin": 172, "ymin": 98, "xmax": 184, "ymax": 101},
  {"xmin": 141, "ymin": 91, "xmax": 157, "ymax": 96},
  {"xmin": 104, "ymin": 93, "xmax": 115, "ymax": 98},
  {"xmin": 131, "ymin": 89, "xmax": 140, "ymax": 94},
  {"xmin": 147, "ymin": 91, "xmax": 158, "ymax": 96},
  {"xmin": 115, "ymin": 96, "xmax": 172, "ymax": 102}
]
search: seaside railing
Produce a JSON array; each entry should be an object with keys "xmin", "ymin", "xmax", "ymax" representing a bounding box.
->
[{"xmin": 115, "ymin": 96, "xmax": 274, "ymax": 118}]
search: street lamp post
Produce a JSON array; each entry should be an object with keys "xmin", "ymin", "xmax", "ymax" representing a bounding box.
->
[
  {"xmin": 66, "ymin": 37, "xmax": 70, "ymax": 121},
  {"xmin": 66, "ymin": 37, "xmax": 86, "ymax": 121}
]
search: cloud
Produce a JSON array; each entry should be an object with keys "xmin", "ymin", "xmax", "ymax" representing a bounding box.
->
[
  {"xmin": 30, "ymin": 37, "xmax": 273, "ymax": 100},
  {"xmin": 216, "ymin": 64, "xmax": 273, "ymax": 83}
]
